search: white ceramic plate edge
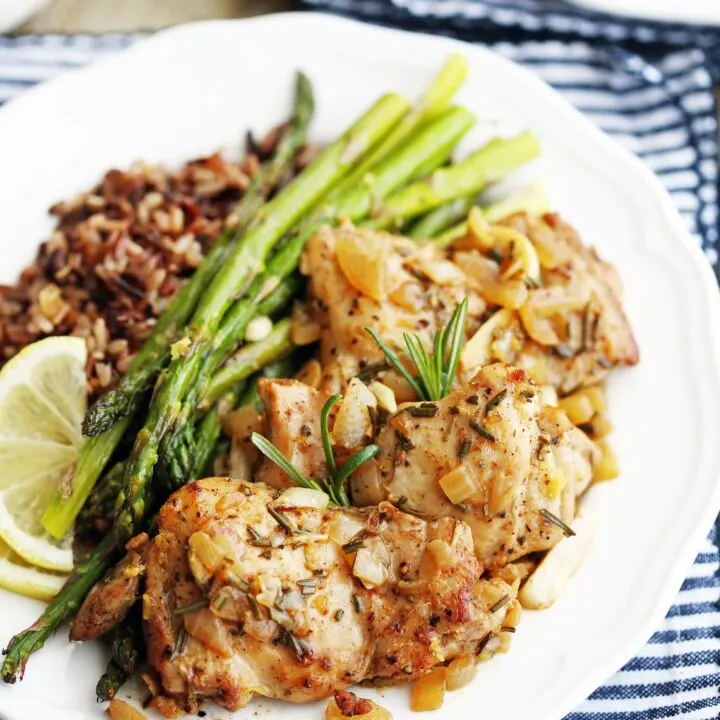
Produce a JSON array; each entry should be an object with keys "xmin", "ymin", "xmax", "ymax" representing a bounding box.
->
[
  {"xmin": 0, "ymin": 14, "xmax": 719, "ymax": 720},
  {"xmin": 568, "ymin": 0, "xmax": 720, "ymax": 26}
]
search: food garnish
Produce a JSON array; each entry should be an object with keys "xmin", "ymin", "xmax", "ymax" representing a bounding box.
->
[{"xmin": 366, "ymin": 297, "xmax": 468, "ymax": 401}]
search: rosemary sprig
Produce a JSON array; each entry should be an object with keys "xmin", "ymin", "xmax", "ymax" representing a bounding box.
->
[
  {"xmin": 365, "ymin": 298, "xmax": 468, "ymax": 401},
  {"xmin": 540, "ymin": 508, "xmax": 576, "ymax": 537},
  {"xmin": 172, "ymin": 599, "xmax": 209, "ymax": 616},
  {"xmin": 250, "ymin": 394, "xmax": 379, "ymax": 507}
]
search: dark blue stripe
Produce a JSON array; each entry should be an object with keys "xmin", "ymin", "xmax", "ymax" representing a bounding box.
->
[
  {"xmin": 589, "ymin": 670, "xmax": 720, "ymax": 700},
  {"xmin": 649, "ymin": 626, "xmax": 720, "ymax": 644},
  {"xmin": 568, "ymin": 694, "xmax": 720, "ymax": 719},
  {"xmin": 623, "ymin": 649, "xmax": 720, "ymax": 672},
  {"xmin": 665, "ymin": 601, "xmax": 720, "ymax": 618},
  {"xmin": 680, "ymin": 575, "xmax": 720, "ymax": 591}
]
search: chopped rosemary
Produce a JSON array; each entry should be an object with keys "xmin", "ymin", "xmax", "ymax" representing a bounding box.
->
[
  {"xmin": 356, "ymin": 361, "xmax": 391, "ymax": 383},
  {"xmin": 470, "ymin": 419, "xmax": 496, "ymax": 442},
  {"xmin": 457, "ymin": 502, "xmax": 470, "ymax": 512},
  {"xmin": 490, "ymin": 595, "xmax": 510, "ymax": 613},
  {"xmin": 540, "ymin": 508, "xmax": 576, "ymax": 537},
  {"xmin": 458, "ymin": 436, "xmax": 472, "ymax": 460},
  {"xmin": 597, "ymin": 356, "xmax": 612, "ymax": 369},
  {"xmin": 485, "ymin": 388, "xmax": 507, "ymax": 414},
  {"xmin": 229, "ymin": 575, "xmax": 250, "ymax": 593},
  {"xmin": 248, "ymin": 527, "xmax": 271, "ymax": 547},
  {"xmin": 212, "ymin": 594, "xmax": 227, "ymax": 611},
  {"xmin": 395, "ymin": 495, "xmax": 424, "ymax": 517},
  {"xmin": 268, "ymin": 506, "xmax": 296, "ymax": 534},
  {"xmin": 501, "ymin": 626, "xmax": 516, "ymax": 633},
  {"xmin": 342, "ymin": 539, "xmax": 366, "ymax": 554},
  {"xmin": 171, "ymin": 628, "xmax": 188, "ymax": 660},
  {"xmin": 352, "ymin": 594, "xmax": 364, "ymax": 613},
  {"xmin": 366, "ymin": 298, "xmax": 469, "ymax": 401},
  {"xmin": 247, "ymin": 594, "xmax": 263, "ymax": 620},
  {"xmin": 395, "ymin": 431, "xmax": 415, "ymax": 451},
  {"xmin": 406, "ymin": 402, "xmax": 439, "ymax": 418},
  {"xmin": 172, "ymin": 599, "xmax": 209, "ymax": 616},
  {"xmin": 335, "ymin": 608, "xmax": 345, "ymax": 622}
]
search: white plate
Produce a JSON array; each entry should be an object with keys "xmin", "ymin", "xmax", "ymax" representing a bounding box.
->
[
  {"xmin": 1, "ymin": 13, "xmax": 719, "ymax": 720},
  {"xmin": 568, "ymin": 0, "xmax": 720, "ymax": 26}
]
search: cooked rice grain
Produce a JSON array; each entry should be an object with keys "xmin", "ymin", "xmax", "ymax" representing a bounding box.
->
[{"xmin": 0, "ymin": 125, "xmax": 304, "ymax": 397}]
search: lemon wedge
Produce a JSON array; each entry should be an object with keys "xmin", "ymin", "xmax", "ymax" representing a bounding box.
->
[
  {"xmin": 0, "ymin": 537, "xmax": 67, "ymax": 601},
  {"xmin": 0, "ymin": 336, "xmax": 87, "ymax": 580}
]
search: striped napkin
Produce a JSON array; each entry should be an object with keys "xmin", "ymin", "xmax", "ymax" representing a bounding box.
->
[{"xmin": 1, "ymin": 17, "xmax": 719, "ymax": 718}]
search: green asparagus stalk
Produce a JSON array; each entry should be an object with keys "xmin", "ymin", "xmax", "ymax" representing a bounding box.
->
[
  {"xmin": 407, "ymin": 195, "xmax": 475, "ymax": 238},
  {"xmin": 96, "ymin": 620, "xmax": 142, "ymax": 702},
  {"xmin": 203, "ymin": 319, "xmax": 294, "ymax": 408},
  {"xmin": 434, "ymin": 182, "xmax": 550, "ymax": 249},
  {"xmin": 157, "ymin": 273, "xmax": 300, "ymax": 489},
  {"xmin": 1, "ymin": 533, "xmax": 116, "ymax": 683},
  {"xmin": 76, "ymin": 461, "xmax": 125, "ymax": 537},
  {"xmin": 81, "ymin": 72, "xmax": 315, "ymax": 440},
  {"xmin": 42, "ymin": 76, "xmax": 318, "ymax": 540},
  {"xmin": 362, "ymin": 132, "xmax": 541, "ymax": 230},
  {"xmin": 112, "ymin": 95, "xmax": 415, "ymax": 545},
  {"xmin": 329, "ymin": 54, "xmax": 467, "ymax": 199}
]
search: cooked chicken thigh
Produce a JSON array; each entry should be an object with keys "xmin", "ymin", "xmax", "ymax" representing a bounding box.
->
[
  {"xmin": 350, "ymin": 363, "xmax": 598, "ymax": 570},
  {"xmin": 143, "ymin": 478, "xmax": 515, "ymax": 714},
  {"xmin": 256, "ymin": 367, "xmax": 597, "ymax": 572},
  {"xmin": 300, "ymin": 214, "xmax": 637, "ymax": 397}
]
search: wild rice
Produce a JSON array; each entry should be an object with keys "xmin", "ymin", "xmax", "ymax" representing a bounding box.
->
[{"xmin": 0, "ymin": 123, "xmax": 308, "ymax": 397}]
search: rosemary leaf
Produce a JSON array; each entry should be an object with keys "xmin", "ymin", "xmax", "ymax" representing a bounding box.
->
[
  {"xmin": 173, "ymin": 599, "xmax": 209, "ymax": 616},
  {"xmin": 540, "ymin": 508, "xmax": 576, "ymax": 537},
  {"xmin": 470, "ymin": 419, "xmax": 496, "ymax": 442}
]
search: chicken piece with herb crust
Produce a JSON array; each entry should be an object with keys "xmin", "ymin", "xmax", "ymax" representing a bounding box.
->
[
  {"xmin": 300, "ymin": 223, "xmax": 486, "ymax": 396},
  {"xmin": 142, "ymin": 478, "xmax": 514, "ymax": 714},
  {"xmin": 350, "ymin": 363, "xmax": 599, "ymax": 571}
]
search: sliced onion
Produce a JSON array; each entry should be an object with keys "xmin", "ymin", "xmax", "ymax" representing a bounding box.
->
[{"xmin": 276, "ymin": 487, "xmax": 329, "ymax": 509}]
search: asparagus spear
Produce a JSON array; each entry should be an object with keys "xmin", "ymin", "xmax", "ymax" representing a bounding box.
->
[
  {"xmin": 362, "ymin": 132, "xmax": 541, "ymax": 230},
  {"xmin": 1, "ymin": 533, "xmax": 116, "ymax": 683},
  {"xmin": 81, "ymin": 72, "xmax": 315, "ymax": 440},
  {"xmin": 42, "ymin": 77, "xmax": 318, "ymax": 541},
  {"xmin": 329, "ymin": 54, "xmax": 467, "ymax": 199},
  {"xmin": 76, "ymin": 461, "xmax": 125, "ymax": 537},
  {"xmin": 203, "ymin": 319, "xmax": 294, "ymax": 408},
  {"xmin": 113, "ymin": 95, "xmax": 448, "ymax": 545},
  {"xmin": 96, "ymin": 620, "xmax": 143, "ymax": 702},
  {"xmin": 157, "ymin": 273, "xmax": 300, "ymax": 489},
  {"xmin": 407, "ymin": 195, "xmax": 475, "ymax": 238}
]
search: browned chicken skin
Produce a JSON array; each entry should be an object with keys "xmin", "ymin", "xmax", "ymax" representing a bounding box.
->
[
  {"xmin": 143, "ymin": 478, "xmax": 514, "ymax": 713},
  {"xmin": 70, "ymin": 533, "xmax": 148, "ymax": 642}
]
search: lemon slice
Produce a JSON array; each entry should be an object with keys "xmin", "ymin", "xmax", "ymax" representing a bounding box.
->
[
  {"xmin": 0, "ymin": 336, "xmax": 87, "ymax": 577},
  {"xmin": 0, "ymin": 536, "xmax": 67, "ymax": 601}
]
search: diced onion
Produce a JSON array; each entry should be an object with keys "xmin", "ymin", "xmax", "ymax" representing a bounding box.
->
[
  {"xmin": 329, "ymin": 513, "xmax": 367, "ymax": 546},
  {"xmin": 427, "ymin": 539, "xmax": 457, "ymax": 570},
  {"xmin": 559, "ymin": 393, "xmax": 595, "ymax": 425},
  {"xmin": 587, "ymin": 414, "xmax": 613, "ymax": 438},
  {"xmin": 593, "ymin": 439, "xmax": 619, "ymax": 482},
  {"xmin": 332, "ymin": 378, "xmax": 377, "ymax": 448},
  {"xmin": 460, "ymin": 308, "xmax": 517, "ymax": 372},
  {"xmin": 107, "ymin": 699, "xmax": 147, "ymax": 720},
  {"xmin": 445, "ymin": 656, "xmax": 477, "ymax": 691},
  {"xmin": 439, "ymin": 465, "xmax": 477, "ymax": 505},
  {"xmin": 411, "ymin": 668, "xmax": 446, "ymax": 712},
  {"xmin": 276, "ymin": 487, "xmax": 330, "ymax": 509},
  {"xmin": 353, "ymin": 546, "xmax": 388, "ymax": 589},
  {"xmin": 188, "ymin": 532, "xmax": 226, "ymax": 585}
]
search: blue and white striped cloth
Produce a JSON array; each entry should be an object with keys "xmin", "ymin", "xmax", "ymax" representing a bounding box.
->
[{"xmin": 1, "ymin": 20, "xmax": 719, "ymax": 718}]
